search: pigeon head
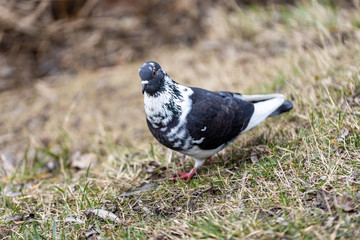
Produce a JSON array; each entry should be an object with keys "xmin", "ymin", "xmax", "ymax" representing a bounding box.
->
[{"xmin": 139, "ymin": 61, "xmax": 166, "ymax": 95}]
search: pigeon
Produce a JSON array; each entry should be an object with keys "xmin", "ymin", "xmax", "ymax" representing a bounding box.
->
[{"xmin": 139, "ymin": 61, "xmax": 293, "ymax": 182}]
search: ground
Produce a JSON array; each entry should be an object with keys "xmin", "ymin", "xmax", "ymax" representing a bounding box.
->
[{"xmin": 1, "ymin": 2, "xmax": 360, "ymax": 239}]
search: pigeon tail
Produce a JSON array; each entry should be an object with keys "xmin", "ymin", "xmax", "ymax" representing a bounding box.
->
[
  {"xmin": 268, "ymin": 100, "xmax": 293, "ymax": 117},
  {"xmin": 237, "ymin": 93, "xmax": 284, "ymax": 102},
  {"xmin": 242, "ymin": 97, "xmax": 285, "ymax": 133},
  {"xmin": 236, "ymin": 93, "xmax": 293, "ymax": 118}
]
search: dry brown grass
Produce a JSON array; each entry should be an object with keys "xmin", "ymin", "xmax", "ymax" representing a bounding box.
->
[{"xmin": 1, "ymin": 2, "xmax": 360, "ymax": 239}]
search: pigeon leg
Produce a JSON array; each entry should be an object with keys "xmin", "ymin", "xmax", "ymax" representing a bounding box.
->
[
  {"xmin": 170, "ymin": 167, "xmax": 196, "ymax": 182},
  {"xmin": 208, "ymin": 157, "xmax": 213, "ymax": 165}
]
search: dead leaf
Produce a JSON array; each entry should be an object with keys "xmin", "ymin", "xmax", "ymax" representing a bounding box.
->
[
  {"xmin": 333, "ymin": 195, "xmax": 356, "ymax": 212},
  {"xmin": 336, "ymin": 129, "xmax": 349, "ymax": 142},
  {"xmin": 148, "ymin": 161, "xmax": 160, "ymax": 167},
  {"xmin": 5, "ymin": 213, "xmax": 37, "ymax": 224},
  {"xmin": 115, "ymin": 182, "xmax": 158, "ymax": 198},
  {"xmin": 85, "ymin": 229, "xmax": 99, "ymax": 239},
  {"xmin": 144, "ymin": 167, "xmax": 156, "ymax": 173},
  {"xmin": 71, "ymin": 152, "xmax": 98, "ymax": 170},
  {"xmin": 324, "ymin": 194, "xmax": 357, "ymax": 213},
  {"xmin": 5, "ymin": 214, "xmax": 22, "ymax": 223},
  {"xmin": 83, "ymin": 209, "xmax": 121, "ymax": 224},
  {"xmin": 23, "ymin": 213, "xmax": 36, "ymax": 221},
  {"xmin": 63, "ymin": 217, "xmax": 85, "ymax": 224}
]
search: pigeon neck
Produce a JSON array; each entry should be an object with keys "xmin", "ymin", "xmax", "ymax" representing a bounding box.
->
[{"xmin": 144, "ymin": 77, "xmax": 192, "ymax": 129}]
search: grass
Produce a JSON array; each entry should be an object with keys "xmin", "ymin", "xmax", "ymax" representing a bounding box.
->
[{"xmin": 1, "ymin": 1, "xmax": 360, "ymax": 239}]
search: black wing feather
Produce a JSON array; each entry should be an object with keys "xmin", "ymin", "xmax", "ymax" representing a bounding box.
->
[{"xmin": 186, "ymin": 88, "xmax": 254, "ymax": 150}]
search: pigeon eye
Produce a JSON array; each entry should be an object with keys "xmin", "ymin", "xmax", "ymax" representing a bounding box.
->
[{"xmin": 152, "ymin": 70, "xmax": 157, "ymax": 76}]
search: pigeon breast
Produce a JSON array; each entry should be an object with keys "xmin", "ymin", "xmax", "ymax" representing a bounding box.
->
[{"xmin": 144, "ymin": 77, "xmax": 195, "ymax": 151}]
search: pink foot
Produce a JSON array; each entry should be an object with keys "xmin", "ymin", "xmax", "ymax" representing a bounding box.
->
[
  {"xmin": 208, "ymin": 157, "xmax": 213, "ymax": 165},
  {"xmin": 170, "ymin": 167, "xmax": 196, "ymax": 182}
]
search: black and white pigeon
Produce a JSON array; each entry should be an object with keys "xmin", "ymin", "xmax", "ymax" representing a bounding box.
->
[{"xmin": 139, "ymin": 61, "xmax": 293, "ymax": 182}]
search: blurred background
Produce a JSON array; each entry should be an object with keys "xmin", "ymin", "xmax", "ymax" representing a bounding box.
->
[
  {"xmin": 0, "ymin": 0, "xmax": 358, "ymax": 175},
  {"xmin": 0, "ymin": 0, "xmax": 354, "ymax": 91}
]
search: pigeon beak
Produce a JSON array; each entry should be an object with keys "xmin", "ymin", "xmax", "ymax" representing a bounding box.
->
[{"xmin": 141, "ymin": 80, "xmax": 148, "ymax": 94}]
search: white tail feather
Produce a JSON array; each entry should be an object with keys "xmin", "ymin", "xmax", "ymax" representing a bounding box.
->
[
  {"xmin": 236, "ymin": 94, "xmax": 284, "ymax": 102},
  {"xmin": 242, "ymin": 97, "xmax": 284, "ymax": 133}
]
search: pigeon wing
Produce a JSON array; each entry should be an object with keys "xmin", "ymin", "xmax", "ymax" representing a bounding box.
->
[{"xmin": 186, "ymin": 88, "xmax": 254, "ymax": 150}]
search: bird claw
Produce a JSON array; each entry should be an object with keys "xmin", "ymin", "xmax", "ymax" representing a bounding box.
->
[
  {"xmin": 208, "ymin": 157, "xmax": 213, "ymax": 165},
  {"xmin": 175, "ymin": 171, "xmax": 189, "ymax": 176},
  {"xmin": 169, "ymin": 168, "xmax": 196, "ymax": 182}
]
